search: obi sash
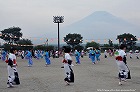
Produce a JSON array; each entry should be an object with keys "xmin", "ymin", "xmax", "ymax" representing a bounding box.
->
[{"xmin": 116, "ymin": 56, "xmax": 123, "ymax": 61}]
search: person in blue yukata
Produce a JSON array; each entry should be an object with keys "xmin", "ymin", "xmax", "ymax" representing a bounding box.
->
[
  {"xmin": 25, "ymin": 50, "xmax": 33, "ymax": 67},
  {"xmin": 44, "ymin": 50, "xmax": 51, "ymax": 66},
  {"xmin": 75, "ymin": 50, "xmax": 81, "ymax": 65},
  {"xmin": 2, "ymin": 50, "xmax": 7, "ymax": 61},
  {"xmin": 89, "ymin": 48, "xmax": 96, "ymax": 64},
  {"xmin": 95, "ymin": 48, "xmax": 101, "ymax": 61},
  {"xmin": 37, "ymin": 50, "xmax": 41, "ymax": 59}
]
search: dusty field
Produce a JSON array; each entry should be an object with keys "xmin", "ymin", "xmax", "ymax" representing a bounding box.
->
[{"xmin": 0, "ymin": 55, "xmax": 140, "ymax": 92}]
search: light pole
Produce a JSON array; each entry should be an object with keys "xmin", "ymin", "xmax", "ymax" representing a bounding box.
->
[
  {"xmin": 53, "ymin": 16, "xmax": 64, "ymax": 58},
  {"xmin": 46, "ymin": 38, "xmax": 48, "ymax": 46},
  {"xmin": 131, "ymin": 38, "xmax": 133, "ymax": 51}
]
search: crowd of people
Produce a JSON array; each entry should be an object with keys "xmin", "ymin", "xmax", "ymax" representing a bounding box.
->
[
  {"xmin": 104, "ymin": 49, "xmax": 140, "ymax": 59},
  {"xmin": 0, "ymin": 45, "xmax": 140, "ymax": 88}
]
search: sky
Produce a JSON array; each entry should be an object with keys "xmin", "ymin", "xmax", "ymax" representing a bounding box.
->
[{"xmin": 0, "ymin": 0, "xmax": 140, "ymax": 44}]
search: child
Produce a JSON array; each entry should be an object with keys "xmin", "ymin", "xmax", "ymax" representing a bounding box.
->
[{"xmin": 63, "ymin": 46, "xmax": 74, "ymax": 85}]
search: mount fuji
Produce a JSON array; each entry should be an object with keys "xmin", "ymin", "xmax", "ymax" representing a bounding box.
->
[{"xmin": 60, "ymin": 11, "xmax": 140, "ymax": 43}]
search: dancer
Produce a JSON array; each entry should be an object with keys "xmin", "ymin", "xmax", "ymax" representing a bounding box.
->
[
  {"xmin": 63, "ymin": 46, "xmax": 74, "ymax": 85},
  {"xmin": 81, "ymin": 50, "xmax": 84, "ymax": 58},
  {"xmin": 41, "ymin": 50, "xmax": 44, "ymax": 58},
  {"xmin": 61, "ymin": 47, "xmax": 66, "ymax": 68},
  {"xmin": 115, "ymin": 44, "xmax": 131, "ymax": 85},
  {"xmin": 95, "ymin": 48, "xmax": 101, "ymax": 61},
  {"xmin": 1, "ymin": 50, "xmax": 7, "ymax": 61},
  {"xmin": 21, "ymin": 50, "xmax": 25, "ymax": 59},
  {"xmin": 89, "ymin": 48, "xmax": 96, "ymax": 64},
  {"xmin": 108, "ymin": 49, "xmax": 112, "ymax": 57},
  {"xmin": 75, "ymin": 50, "xmax": 80, "ymax": 65},
  {"xmin": 129, "ymin": 50, "xmax": 133, "ymax": 59},
  {"xmin": 104, "ymin": 50, "xmax": 108, "ymax": 58},
  {"xmin": 44, "ymin": 50, "xmax": 51, "ymax": 66},
  {"xmin": 135, "ymin": 50, "xmax": 139, "ymax": 59},
  {"xmin": 5, "ymin": 48, "xmax": 20, "ymax": 88},
  {"xmin": 37, "ymin": 50, "xmax": 41, "ymax": 59},
  {"xmin": 25, "ymin": 50, "xmax": 33, "ymax": 67}
]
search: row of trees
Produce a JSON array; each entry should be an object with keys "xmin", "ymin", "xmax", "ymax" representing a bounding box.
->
[
  {"xmin": 0, "ymin": 27, "xmax": 139, "ymax": 51},
  {"xmin": 63, "ymin": 33, "xmax": 138, "ymax": 51}
]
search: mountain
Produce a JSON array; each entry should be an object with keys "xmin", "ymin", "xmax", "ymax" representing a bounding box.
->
[{"xmin": 61, "ymin": 11, "xmax": 140, "ymax": 43}]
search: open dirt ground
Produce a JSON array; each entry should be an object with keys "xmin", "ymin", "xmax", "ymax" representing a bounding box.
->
[{"xmin": 0, "ymin": 55, "xmax": 140, "ymax": 92}]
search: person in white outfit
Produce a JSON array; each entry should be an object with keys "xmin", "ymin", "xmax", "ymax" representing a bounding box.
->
[
  {"xmin": 135, "ymin": 50, "xmax": 139, "ymax": 59},
  {"xmin": 115, "ymin": 44, "xmax": 130, "ymax": 85},
  {"xmin": 104, "ymin": 50, "xmax": 108, "ymax": 58},
  {"xmin": 5, "ymin": 48, "xmax": 20, "ymax": 88},
  {"xmin": 63, "ymin": 46, "xmax": 74, "ymax": 85}
]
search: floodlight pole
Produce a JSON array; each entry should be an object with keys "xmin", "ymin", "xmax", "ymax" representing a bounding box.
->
[{"xmin": 53, "ymin": 16, "xmax": 64, "ymax": 58}]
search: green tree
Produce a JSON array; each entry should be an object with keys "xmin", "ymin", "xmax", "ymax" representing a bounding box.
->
[
  {"xmin": 108, "ymin": 39, "xmax": 113, "ymax": 47},
  {"xmin": 117, "ymin": 33, "xmax": 137, "ymax": 49},
  {"xmin": 33, "ymin": 45, "xmax": 46, "ymax": 50},
  {"xmin": 1, "ymin": 39, "xmax": 33, "ymax": 50},
  {"xmin": 0, "ymin": 27, "xmax": 22, "ymax": 44},
  {"xmin": 113, "ymin": 44, "xmax": 119, "ymax": 49},
  {"xmin": 17, "ymin": 39, "xmax": 33, "ymax": 45},
  {"xmin": 64, "ymin": 33, "xmax": 83, "ymax": 49},
  {"xmin": 74, "ymin": 45, "xmax": 84, "ymax": 51},
  {"xmin": 103, "ymin": 44, "xmax": 110, "ymax": 47},
  {"xmin": 16, "ymin": 39, "xmax": 33, "ymax": 50},
  {"xmin": 33, "ymin": 45, "xmax": 54, "ymax": 51},
  {"xmin": 2, "ymin": 43, "xmax": 11, "ymax": 51},
  {"xmin": 85, "ymin": 41, "xmax": 99, "ymax": 49},
  {"xmin": 46, "ymin": 46, "xmax": 54, "ymax": 51}
]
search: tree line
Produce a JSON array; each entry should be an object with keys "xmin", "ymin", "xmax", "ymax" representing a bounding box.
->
[{"xmin": 0, "ymin": 27, "xmax": 139, "ymax": 51}]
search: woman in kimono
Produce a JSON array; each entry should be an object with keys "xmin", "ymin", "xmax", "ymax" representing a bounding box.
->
[
  {"xmin": 44, "ymin": 50, "xmax": 51, "ymax": 66},
  {"xmin": 115, "ymin": 44, "xmax": 131, "ymax": 85},
  {"xmin": 63, "ymin": 46, "xmax": 74, "ymax": 85},
  {"xmin": 2, "ymin": 50, "xmax": 7, "ymax": 61},
  {"xmin": 21, "ymin": 50, "xmax": 24, "ymax": 59},
  {"xmin": 37, "ymin": 50, "xmax": 41, "ymax": 59},
  {"xmin": 89, "ymin": 48, "xmax": 96, "ymax": 64},
  {"xmin": 95, "ymin": 48, "xmax": 101, "ymax": 61},
  {"xmin": 129, "ymin": 50, "xmax": 133, "ymax": 59},
  {"xmin": 81, "ymin": 50, "xmax": 84, "ymax": 58},
  {"xmin": 135, "ymin": 50, "xmax": 139, "ymax": 59},
  {"xmin": 41, "ymin": 50, "xmax": 44, "ymax": 58},
  {"xmin": 104, "ymin": 50, "xmax": 108, "ymax": 58},
  {"xmin": 75, "ymin": 50, "xmax": 81, "ymax": 65},
  {"xmin": 6, "ymin": 48, "xmax": 20, "ymax": 88},
  {"xmin": 25, "ymin": 50, "xmax": 33, "ymax": 67}
]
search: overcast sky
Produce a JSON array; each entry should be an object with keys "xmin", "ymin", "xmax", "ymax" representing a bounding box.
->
[{"xmin": 0, "ymin": 0, "xmax": 140, "ymax": 44}]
